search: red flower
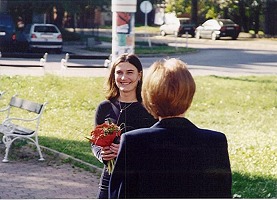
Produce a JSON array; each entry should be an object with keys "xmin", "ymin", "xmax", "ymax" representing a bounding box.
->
[
  {"xmin": 87, "ymin": 121, "xmax": 121, "ymax": 147},
  {"xmin": 86, "ymin": 120, "xmax": 123, "ymax": 174}
]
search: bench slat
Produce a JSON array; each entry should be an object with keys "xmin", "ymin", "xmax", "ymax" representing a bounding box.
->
[{"xmin": 10, "ymin": 97, "xmax": 43, "ymax": 114}]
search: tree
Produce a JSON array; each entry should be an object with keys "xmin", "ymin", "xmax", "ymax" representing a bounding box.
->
[
  {"xmin": 191, "ymin": 0, "xmax": 198, "ymax": 24},
  {"xmin": 164, "ymin": 0, "xmax": 186, "ymax": 15}
]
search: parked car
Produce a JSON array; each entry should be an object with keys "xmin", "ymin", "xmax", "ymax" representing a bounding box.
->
[
  {"xmin": 160, "ymin": 17, "xmax": 196, "ymax": 37},
  {"xmin": 0, "ymin": 13, "xmax": 17, "ymax": 52},
  {"xmin": 19, "ymin": 23, "xmax": 63, "ymax": 53},
  {"xmin": 195, "ymin": 19, "xmax": 240, "ymax": 40}
]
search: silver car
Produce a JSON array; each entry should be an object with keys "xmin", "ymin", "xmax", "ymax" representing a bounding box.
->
[
  {"xmin": 195, "ymin": 19, "xmax": 240, "ymax": 40},
  {"xmin": 22, "ymin": 23, "xmax": 63, "ymax": 53}
]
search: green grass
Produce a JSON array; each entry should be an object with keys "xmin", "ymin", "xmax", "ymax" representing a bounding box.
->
[
  {"xmin": 135, "ymin": 25, "xmax": 160, "ymax": 31},
  {"xmin": 85, "ymin": 35, "xmax": 196, "ymax": 55},
  {"xmin": 0, "ymin": 75, "xmax": 276, "ymax": 198}
]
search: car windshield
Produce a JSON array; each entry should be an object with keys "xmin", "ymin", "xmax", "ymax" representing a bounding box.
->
[
  {"xmin": 179, "ymin": 19, "xmax": 191, "ymax": 24},
  {"xmin": 34, "ymin": 26, "xmax": 58, "ymax": 33},
  {"xmin": 219, "ymin": 19, "xmax": 235, "ymax": 25}
]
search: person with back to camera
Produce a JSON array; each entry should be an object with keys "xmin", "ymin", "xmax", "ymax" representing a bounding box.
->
[
  {"xmin": 109, "ymin": 58, "xmax": 232, "ymax": 198},
  {"xmin": 91, "ymin": 53, "xmax": 157, "ymax": 199}
]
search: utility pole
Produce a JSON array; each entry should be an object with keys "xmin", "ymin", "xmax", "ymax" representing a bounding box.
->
[{"xmin": 111, "ymin": 0, "xmax": 137, "ymax": 62}]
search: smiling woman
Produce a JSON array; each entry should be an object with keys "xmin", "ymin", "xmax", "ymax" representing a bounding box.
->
[
  {"xmin": 114, "ymin": 62, "xmax": 142, "ymax": 96},
  {"xmin": 90, "ymin": 53, "xmax": 157, "ymax": 199}
]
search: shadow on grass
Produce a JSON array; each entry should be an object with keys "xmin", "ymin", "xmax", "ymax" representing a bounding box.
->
[
  {"xmin": 3, "ymin": 135, "xmax": 276, "ymax": 198},
  {"xmin": 38, "ymin": 135, "xmax": 103, "ymax": 168},
  {"xmin": 232, "ymin": 171, "xmax": 277, "ymax": 198},
  {"xmin": 40, "ymin": 136, "xmax": 277, "ymax": 198},
  {"xmin": 210, "ymin": 75, "xmax": 277, "ymax": 84}
]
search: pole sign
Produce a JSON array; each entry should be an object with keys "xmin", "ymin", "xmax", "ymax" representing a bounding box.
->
[
  {"xmin": 140, "ymin": 1, "xmax": 152, "ymax": 27},
  {"xmin": 140, "ymin": 1, "xmax": 152, "ymax": 14},
  {"xmin": 111, "ymin": 0, "xmax": 137, "ymax": 62}
]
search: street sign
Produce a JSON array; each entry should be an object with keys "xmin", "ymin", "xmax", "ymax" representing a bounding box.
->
[{"xmin": 140, "ymin": 1, "xmax": 152, "ymax": 14}]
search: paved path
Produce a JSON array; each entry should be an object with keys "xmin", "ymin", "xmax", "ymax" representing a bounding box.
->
[{"xmin": 0, "ymin": 143, "xmax": 101, "ymax": 199}]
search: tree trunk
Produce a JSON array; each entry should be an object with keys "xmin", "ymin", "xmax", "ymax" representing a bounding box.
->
[
  {"xmin": 191, "ymin": 0, "xmax": 198, "ymax": 25},
  {"xmin": 238, "ymin": 0, "xmax": 248, "ymax": 32},
  {"xmin": 254, "ymin": 5, "xmax": 261, "ymax": 34}
]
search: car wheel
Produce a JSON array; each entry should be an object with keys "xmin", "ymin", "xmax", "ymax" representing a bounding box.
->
[
  {"xmin": 160, "ymin": 30, "xmax": 166, "ymax": 36},
  {"xmin": 195, "ymin": 32, "xmax": 200, "ymax": 39},
  {"xmin": 232, "ymin": 36, "xmax": 238, "ymax": 40},
  {"xmin": 211, "ymin": 32, "xmax": 218, "ymax": 40}
]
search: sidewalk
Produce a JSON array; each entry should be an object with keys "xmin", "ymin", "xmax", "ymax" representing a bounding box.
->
[{"xmin": 0, "ymin": 142, "xmax": 101, "ymax": 199}]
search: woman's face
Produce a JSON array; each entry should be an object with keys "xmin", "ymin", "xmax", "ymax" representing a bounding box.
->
[{"xmin": 114, "ymin": 62, "xmax": 141, "ymax": 94}]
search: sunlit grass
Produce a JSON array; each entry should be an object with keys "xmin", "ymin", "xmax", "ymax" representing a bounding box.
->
[
  {"xmin": 188, "ymin": 76, "xmax": 277, "ymax": 198},
  {"xmin": 0, "ymin": 74, "xmax": 276, "ymax": 198}
]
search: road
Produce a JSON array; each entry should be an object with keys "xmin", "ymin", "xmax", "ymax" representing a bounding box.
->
[
  {"xmin": 142, "ymin": 35, "xmax": 277, "ymax": 76},
  {"xmin": 0, "ymin": 34, "xmax": 276, "ymax": 77}
]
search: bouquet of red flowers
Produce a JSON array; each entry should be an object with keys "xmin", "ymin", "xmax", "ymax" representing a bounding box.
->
[{"xmin": 86, "ymin": 119, "xmax": 122, "ymax": 174}]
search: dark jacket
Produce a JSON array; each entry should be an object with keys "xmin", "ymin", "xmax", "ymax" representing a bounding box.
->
[{"xmin": 109, "ymin": 117, "xmax": 232, "ymax": 198}]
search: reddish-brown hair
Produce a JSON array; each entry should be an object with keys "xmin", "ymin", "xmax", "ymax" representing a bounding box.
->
[{"xmin": 142, "ymin": 58, "xmax": 196, "ymax": 118}]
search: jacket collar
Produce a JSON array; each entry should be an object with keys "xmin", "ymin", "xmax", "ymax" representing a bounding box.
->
[{"xmin": 152, "ymin": 117, "xmax": 198, "ymax": 130}]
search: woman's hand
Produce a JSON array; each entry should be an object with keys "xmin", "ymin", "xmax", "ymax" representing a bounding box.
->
[
  {"xmin": 110, "ymin": 143, "xmax": 120, "ymax": 155},
  {"xmin": 101, "ymin": 143, "xmax": 120, "ymax": 161}
]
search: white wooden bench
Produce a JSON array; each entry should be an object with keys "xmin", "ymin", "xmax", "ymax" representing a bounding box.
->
[{"xmin": 0, "ymin": 95, "xmax": 47, "ymax": 162}]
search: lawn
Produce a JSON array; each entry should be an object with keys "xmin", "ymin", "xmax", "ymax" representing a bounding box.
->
[{"xmin": 0, "ymin": 74, "xmax": 276, "ymax": 198}]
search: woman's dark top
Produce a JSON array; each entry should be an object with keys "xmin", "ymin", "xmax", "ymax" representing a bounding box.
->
[{"xmin": 91, "ymin": 99, "xmax": 157, "ymax": 199}]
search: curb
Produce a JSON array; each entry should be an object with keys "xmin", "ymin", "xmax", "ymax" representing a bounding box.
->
[{"xmin": 39, "ymin": 145, "xmax": 103, "ymax": 175}]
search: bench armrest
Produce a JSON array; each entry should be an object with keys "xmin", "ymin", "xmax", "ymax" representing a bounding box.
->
[
  {"xmin": 0, "ymin": 105, "xmax": 10, "ymax": 112},
  {"xmin": 0, "ymin": 121, "xmax": 16, "ymax": 134}
]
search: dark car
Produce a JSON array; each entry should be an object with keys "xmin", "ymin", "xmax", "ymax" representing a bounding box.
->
[
  {"xmin": 160, "ymin": 18, "xmax": 196, "ymax": 37},
  {"xmin": 195, "ymin": 19, "xmax": 240, "ymax": 40},
  {"xmin": 0, "ymin": 13, "xmax": 17, "ymax": 52}
]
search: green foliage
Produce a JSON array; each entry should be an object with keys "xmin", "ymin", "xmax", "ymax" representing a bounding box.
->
[
  {"xmin": 249, "ymin": 30, "xmax": 256, "ymax": 35},
  {"xmin": 205, "ymin": 7, "xmax": 217, "ymax": 19},
  {"xmin": 164, "ymin": 0, "xmax": 191, "ymax": 16},
  {"xmin": 1, "ymin": 75, "xmax": 276, "ymax": 198},
  {"xmin": 258, "ymin": 31, "xmax": 264, "ymax": 36},
  {"xmin": 249, "ymin": 30, "xmax": 265, "ymax": 38}
]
